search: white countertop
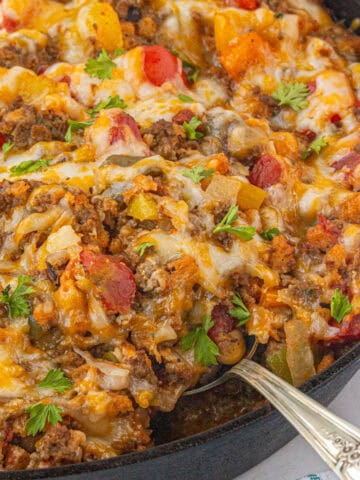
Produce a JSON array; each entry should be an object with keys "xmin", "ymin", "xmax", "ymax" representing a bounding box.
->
[{"xmin": 236, "ymin": 370, "xmax": 360, "ymax": 480}]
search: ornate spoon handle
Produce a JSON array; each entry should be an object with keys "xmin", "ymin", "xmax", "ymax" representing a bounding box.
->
[{"xmin": 228, "ymin": 359, "xmax": 360, "ymax": 480}]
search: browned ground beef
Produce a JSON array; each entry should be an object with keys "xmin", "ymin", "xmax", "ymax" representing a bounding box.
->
[
  {"xmin": 0, "ymin": 37, "xmax": 59, "ymax": 73},
  {"xmin": 316, "ymin": 25, "xmax": 360, "ymax": 62},
  {"xmin": 142, "ymin": 119, "xmax": 202, "ymax": 161},
  {"xmin": 0, "ymin": 97, "xmax": 68, "ymax": 149}
]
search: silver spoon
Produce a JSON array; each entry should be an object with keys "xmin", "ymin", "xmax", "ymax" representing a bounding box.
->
[{"xmin": 184, "ymin": 341, "xmax": 360, "ymax": 480}]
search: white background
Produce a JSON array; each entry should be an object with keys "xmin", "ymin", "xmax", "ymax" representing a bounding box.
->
[{"xmin": 236, "ymin": 370, "xmax": 360, "ymax": 480}]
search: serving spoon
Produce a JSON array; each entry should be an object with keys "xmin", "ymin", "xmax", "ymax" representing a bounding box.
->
[{"xmin": 184, "ymin": 341, "xmax": 360, "ymax": 480}]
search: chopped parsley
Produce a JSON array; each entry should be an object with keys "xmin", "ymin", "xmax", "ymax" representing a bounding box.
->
[
  {"xmin": 113, "ymin": 48, "xmax": 126, "ymax": 58},
  {"xmin": 65, "ymin": 119, "xmax": 94, "ymax": 142},
  {"xmin": 183, "ymin": 116, "xmax": 204, "ymax": 140},
  {"xmin": 330, "ymin": 289, "xmax": 352, "ymax": 323},
  {"xmin": 2, "ymin": 142, "xmax": 13, "ymax": 154},
  {"xmin": 271, "ymin": 82, "xmax": 310, "ymax": 112},
  {"xmin": 178, "ymin": 93, "xmax": 194, "ymax": 103},
  {"xmin": 213, "ymin": 205, "xmax": 256, "ymax": 241},
  {"xmin": 274, "ymin": 13, "xmax": 284, "ymax": 18},
  {"xmin": 38, "ymin": 369, "xmax": 73, "ymax": 393},
  {"xmin": 10, "ymin": 159, "xmax": 50, "ymax": 177},
  {"xmin": 26, "ymin": 403, "xmax": 63, "ymax": 436},
  {"xmin": 260, "ymin": 227, "xmax": 280, "ymax": 241},
  {"xmin": 0, "ymin": 275, "xmax": 34, "ymax": 318},
  {"xmin": 180, "ymin": 314, "xmax": 219, "ymax": 366},
  {"xmin": 171, "ymin": 50, "xmax": 200, "ymax": 83},
  {"xmin": 87, "ymin": 95, "xmax": 127, "ymax": 118},
  {"xmin": 135, "ymin": 242, "xmax": 155, "ymax": 256},
  {"xmin": 301, "ymin": 136, "xmax": 328, "ymax": 160},
  {"xmin": 84, "ymin": 49, "xmax": 117, "ymax": 80},
  {"xmin": 182, "ymin": 165, "xmax": 214, "ymax": 184},
  {"xmin": 229, "ymin": 294, "xmax": 251, "ymax": 326}
]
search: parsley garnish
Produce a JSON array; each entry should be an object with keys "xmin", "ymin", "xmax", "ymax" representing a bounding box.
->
[
  {"xmin": 301, "ymin": 136, "xmax": 328, "ymax": 160},
  {"xmin": 38, "ymin": 369, "xmax": 73, "ymax": 393},
  {"xmin": 10, "ymin": 159, "xmax": 50, "ymax": 177},
  {"xmin": 183, "ymin": 116, "xmax": 204, "ymax": 140},
  {"xmin": 87, "ymin": 95, "xmax": 127, "ymax": 118},
  {"xmin": 113, "ymin": 48, "xmax": 125, "ymax": 58},
  {"xmin": 0, "ymin": 275, "xmax": 34, "ymax": 318},
  {"xmin": 135, "ymin": 242, "xmax": 155, "ymax": 256},
  {"xmin": 171, "ymin": 50, "xmax": 200, "ymax": 83},
  {"xmin": 260, "ymin": 227, "xmax": 280, "ymax": 241},
  {"xmin": 330, "ymin": 289, "xmax": 352, "ymax": 323},
  {"xmin": 180, "ymin": 314, "xmax": 219, "ymax": 366},
  {"xmin": 178, "ymin": 93, "xmax": 194, "ymax": 103},
  {"xmin": 271, "ymin": 82, "xmax": 309, "ymax": 112},
  {"xmin": 65, "ymin": 119, "xmax": 94, "ymax": 142},
  {"xmin": 213, "ymin": 205, "xmax": 256, "ymax": 241},
  {"xmin": 229, "ymin": 294, "xmax": 251, "ymax": 326},
  {"xmin": 274, "ymin": 13, "xmax": 284, "ymax": 18},
  {"xmin": 84, "ymin": 49, "xmax": 116, "ymax": 80},
  {"xmin": 182, "ymin": 165, "xmax": 214, "ymax": 184},
  {"xmin": 2, "ymin": 142, "xmax": 13, "ymax": 154},
  {"xmin": 26, "ymin": 403, "xmax": 63, "ymax": 436}
]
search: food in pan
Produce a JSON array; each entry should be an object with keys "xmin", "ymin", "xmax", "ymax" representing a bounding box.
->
[{"xmin": 0, "ymin": 0, "xmax": 359, "ymax": 470}]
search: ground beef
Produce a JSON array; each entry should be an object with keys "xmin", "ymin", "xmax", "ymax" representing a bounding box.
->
[
  {"xmin": 30, "ymin": 425, "xmax": 86, "ymax": 468},
  {"xmin": 0, "ymin": 97, "xmax": 68, "ymax": 150},
  {"xmin": 142, "ymin": 119, "xmax": 202, "ymax": 161},
  {"xmin": 0, "ymin": 179, "xmax": 34, "ymax": 211},
  {"xmin": 3, "ymin": 445, "xmax": 30, "ymax": 470},
  {"xmin": 0, "ymin": 36, "xmax": 59, "ymax": 73}
]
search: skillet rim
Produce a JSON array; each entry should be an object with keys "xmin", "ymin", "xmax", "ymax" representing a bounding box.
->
[{"xmin": 3, "ymin": 341, "xmax": 359, "ymax": 480}]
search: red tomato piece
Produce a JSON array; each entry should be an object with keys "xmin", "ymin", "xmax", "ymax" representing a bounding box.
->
[
  {"xmin": 332, "ymin": 151, "xmax": 360, "ymax": 171},
  {"xmin": 227, "ymin": 0, "xmax": 258, "ymax": 9},
  {"xmin": 0, "ymin": 133, "xmax": 6, "ymax": 149},
  {"xmin": 248, "ymin": 154, "xmax": 282, "ymax": 189},
  {"xmin": 109, "ymin": 112, "xmax": 142, "ymax": 145},
  {"xmin": 307, "ymin": 80, "xmax": 317, "ymax": 95},
  {"xmin": 2, "ymin": 15, "xmax": 19, "ymax": 32},
  {"xmin": 326, "ymin": 314, "xmax": 360, "ymax": 344},
  {"xmin": 208, "ymin": 303, "xmax": 236, "ymax": 342},
  {"xmin": 80, "ymin": 250, "xmax": 136, "ymax": 314},
  {"xmin": 330, "ymin": 113, "xmax": 341, "ymax": 124},
  {"xmin": 172, "ymin": 109, "xmax": 195, "ymax": 124},
  {"xmin": 143, "ymin": 45, "xmax": 180, "ymax": 87}
]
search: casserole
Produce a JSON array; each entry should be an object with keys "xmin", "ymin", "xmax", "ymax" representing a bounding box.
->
[{"xmin": 0, "ymin": 0, "xmax": 358, "ymax": 477}]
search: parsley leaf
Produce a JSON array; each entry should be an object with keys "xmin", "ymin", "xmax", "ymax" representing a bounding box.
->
[
  {"xmin": 330, "ymin": 289, "xmax": 352, "ymax": 323},
  {"xmin": 178, "ymin": 93, "xmax": 194, "ymax": 103},
  {"xmin": 229, "ymin": 294, "xmax": 251, "ymax": 326},
  {"xmin": 84, "ymin": 49, "xmax": 116, "ymax": 80},
  {"xmin": 87, "ymin": 95, "xmax": 127, "ymax": 118},
  {"xmin": 38, "ymin": 369, "xmax": 73, "ymax": 393},
  {"xmin": 271, "ymin": 82, "xmax": 309, "ymax": 112},
  {"xmin": 65, "ymin": 119, "xmax": 94, "ymax": 142},
  {"xmin": 301, "ymin": 136, "xmax": 328, "ymax": 160},
  {"xmin": 171, "ymin": 50, "xmax": 200, "ymax": 83},
  {"xmin": 260, "ymin": 227, "xmax": 280, "ymax": 241},
  {"xmin": 183, "ymin": 116, "xmax": 204, "ymax": 140},
  {"xmin": 26, "ymin": 403, "xmax": 63, "ymax": 436},
  {"xmin": 113, "ymin": 48, "xmax": 125, "ymax": 58},
  {"xmin": 135, "ymin": 242, "xmax": 155, "ymax": 256},
  {"xmin": 213, "ymin": 205, "xmax": 256, "ymax": 241},
  {"xmin": 274, "ymin": 13, "xmax": 284, "ymax": 18},
  {"xmin": 10, "ymin": 159, "xmax": 50, "ymax": 177},
  {"xmin": 182, "ymin": 165, "xmax": 214, "ymax": 184},
  {"xmin": 2, "ymin": 142, "xmax": 13, "ymax": 154},
  {"xmin": 180, "ymin": 314, "xmax": 219, "ymax": 366},
  {"xmin": 0, "ymin": 275, "xmax": 34, "ymax": 318}
]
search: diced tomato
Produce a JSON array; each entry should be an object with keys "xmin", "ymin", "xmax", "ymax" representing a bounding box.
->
[
  {"xmin": 248, "ymin": 154, "xmax": 282, "ymax": 189},
  {"xmin": 208, "ymin": 303, "xmax": 236, "ymax": 342},
  {"xmin": 226, "ymin": 0, "xmax": 258, "ymax": 9},
  {"xmin": 143, "ymin": 45, "xmax": 180, "ymax": 87},
  {"xmin": 172, "ymin": 109, "xmax": 195, "ymax": 124},
  {"xmin": 109, "ymin": 112, "xmax": 142, "ymax": 145},
  {"xmin": 326, "ymin": 314, "xmax": 360, "ymax": 344},
  {"xmin": 2, "ymin": 15, "xmax": 19, "ymax": 32},
  {"xmin": 80, "ymin": 250, "xmax": 136, "ymax": 314},
  {"xmin": 0, "ymin": 133, "xmax": 6, "ymax": 149},
  {"xmin": 330, "ymin": 113, "xmax": 341, "ymax": 124},
  {"xmin": 300, "ymin": 129, "xmax": 316, "ymax": 142},
  {"xmin": 332, "ymin": 151, "xmax": 360, "ymax": 171},
  {"xmin": 60, "ymin": 75, "xmax": 71, "ymax": 86},
  {"xmin": 307, "ymin": 80, "xmax": 317, "ymax": 95}
]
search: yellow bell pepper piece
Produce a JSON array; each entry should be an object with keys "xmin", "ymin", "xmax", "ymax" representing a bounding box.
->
[
  {"xmin": 237, "ymin": 182, "xmax": 267, "ymax": 210},
  {"xmin": 127, "ymin": 193, "xmax": 158, "ymax": 221}
]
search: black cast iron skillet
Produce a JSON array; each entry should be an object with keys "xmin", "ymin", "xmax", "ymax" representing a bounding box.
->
[{"xmin": 2, "ymin": 2, "xmax": 360, "ymax": 479}]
